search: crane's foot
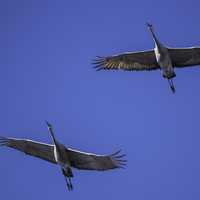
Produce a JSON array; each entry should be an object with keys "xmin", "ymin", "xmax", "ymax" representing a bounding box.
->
[
  {"xmin": 66, "ymin": 177, "xmax": 73, "ymax": 191},
  {"xmin": 67, "ymin": 183, "xmax": 73, "ymax": 191},
  {"xmin": 170, "ymin": 85, "xmax": 176, "ymax": 93},
  {"xmin": 168, "ymin": 79, "xmax": 176, "ymax": 94}
]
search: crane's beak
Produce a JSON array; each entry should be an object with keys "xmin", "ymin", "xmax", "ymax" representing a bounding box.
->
[{"xmin": 45, "ymin": 120, "xmax": 52, "ymax": 129}]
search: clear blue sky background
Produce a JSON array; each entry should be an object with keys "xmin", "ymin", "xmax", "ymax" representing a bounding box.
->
[{"xmin": 0, "ymin": 0, "xmax": 200, "ymax": 199}]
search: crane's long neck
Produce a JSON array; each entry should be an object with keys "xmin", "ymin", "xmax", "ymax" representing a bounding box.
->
[
  {"xmin": 48, "ymin": 126, "xmax": 58, "ymax": 146},
  {"xmin": 149, "ymin": 26, "xmax": 162, "ymax": 48}
]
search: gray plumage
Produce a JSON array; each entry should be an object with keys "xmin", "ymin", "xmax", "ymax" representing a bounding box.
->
[
  {"xmin": 93, "ymin": 48, "xmax": 200, "ymax": 71},
  {"xmin": 0, "ymin": 137, "xmax": 125, "ymax": 170},
  {"xmin": 0, "ymin": 123, "xmax": 126, "ymax": 191},
  {"xmin": 93, "ymin": 23, "xmax": 200, "ymax": 93}
]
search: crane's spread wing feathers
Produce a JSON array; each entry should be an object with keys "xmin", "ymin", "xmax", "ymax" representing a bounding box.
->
[
  {"xmin": 93, "ymin": 50, "xmax": 160, "ymax": 71},
  {"xmin": 169, "ymin": 47, "xmax": 200, "ymax": 68},
  {"xmin": 67, "ymin": 148, "xmax": 126, "ymax": 171},
  {"xmin": 0, "ymin": 136, "xmax": 56, "ymax": 164},
  {"xmin": 0, "ymin": 136, "xmax": 126, "ymax": 171}
]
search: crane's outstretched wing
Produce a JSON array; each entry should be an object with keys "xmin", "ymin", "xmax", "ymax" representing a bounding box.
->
[
  {"xmin": 67, "ymin": 148, "xmax": 126, "ymax": 171},
  {"xmin": 0, "ymin": 136, "xmax": 56, "ymax": 164},
  {"xmin": 0, "ymin": 136, "xmax": 126, "ymax": 171},
  {"xmin": 169, "ymin": 47, "xmax": 200, "ymax": 68},
  {"xmin": 93, "ymin": 50, "xmax": 159, "ymax": 71}
]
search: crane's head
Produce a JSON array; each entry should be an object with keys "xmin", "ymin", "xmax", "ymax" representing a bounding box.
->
[
  {"xmin": 146, "ymin": 22, "xmax": 152, "ymax": 27},
  {"xmin": 45, "ymin": 120, "xmax": 53, "ymax": 130},
  {"xmin": 146, "ymin": 22, "xmax": 153, "ymax": 30},
  {"xmin": 146, "ymin": 22, "xmax": 160, "ymax": 44}
]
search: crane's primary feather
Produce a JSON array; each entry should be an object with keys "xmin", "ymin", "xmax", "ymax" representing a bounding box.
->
[{"xmin": 93, "ymin": 50, "xmax": 160, "ymax": 71}]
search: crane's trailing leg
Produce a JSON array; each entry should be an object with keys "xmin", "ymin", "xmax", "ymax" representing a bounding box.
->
[
  {"xmin": 62, "ymin": 168, "xmax": 74, "ymax": 191},
  {"xmin": 168, "ymin": 79, "xmax": 176, "ymax": 93},
  {"xmin": 64, "ymin": 175, "xmax": 73, "ymax": 191},
  {"xmin": 68, "ymin": 177, "xmax": 73, "ymax": 190}
]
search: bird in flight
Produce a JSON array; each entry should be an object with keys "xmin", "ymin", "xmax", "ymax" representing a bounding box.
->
[
  {"xmin": 0, "ymin": 121, "xmax": 126, "ymax": 191},
  {"xmin": 93, "ymin": 23, "xmax": 200, "ymax": 93}
]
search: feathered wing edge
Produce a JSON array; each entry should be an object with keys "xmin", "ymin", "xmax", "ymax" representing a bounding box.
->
[
  {"xmin": 68, "ymin": 148, "xmax": 127, "ymax": 171},
  {"xmin": 93, "ymin": 55, "xmax": 138, "ymax": 71},
  {"xmin": 108, "ymin": 149, "xmax": 127, "ymax": 169},
  {"xmin": 92, "ymin": 56, "xmax": 109, "ymax": 71},
  {"xmin": 0, "ymin": 136, "xmax": 10, "ymax": 146},
  {"xmin": 0, "ymin": 136, "xmax": 57, "ymax": 164},
  {"xmin": 92, "ymin": 50, "xmax": 160, "ymax": 71},
  {"xmin": 0, "ymin": 136, "xmax": 127, "ymax": 171}
]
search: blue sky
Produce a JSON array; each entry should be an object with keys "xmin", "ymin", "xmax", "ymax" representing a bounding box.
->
[{"xmin": 0, "ymin": 0, "xmax": 200, "ymax": 199}]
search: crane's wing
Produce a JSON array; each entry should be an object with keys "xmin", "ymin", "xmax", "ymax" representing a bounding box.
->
[
  {"xmin": 93, "ymin": 50, "xmax": 160, "ymax": 71},
  {"xmin": 0, "ymin": 136, "xmax": 56, "ymax": 164},
  {"xmin": 67, "ymin": 149, "xmax": 126, "ymax": 171},
  {"xmin": 169, "ymin": 47, "xmax": 200, "ymax": 68}
]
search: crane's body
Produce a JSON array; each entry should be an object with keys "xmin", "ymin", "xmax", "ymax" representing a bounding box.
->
[
  {"xmin": 93, "ymin": 23, "xmax": 200, "ymax": 93},
  {"xmin": 147, "ymin": 23, "xmax": 176, "ymax": 92},
  {"xmin": 46, "ymin": 121, "xmax": 73, "ymax": 190},
  {"xmin": 154, "ymin": 43, "xmax": 174, "ymax": 78}
]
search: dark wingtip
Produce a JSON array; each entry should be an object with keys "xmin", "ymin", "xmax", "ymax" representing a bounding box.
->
[
  {"xmin": 113, "ymin": 154, "xmax": 126, "ymax": 159},
  {"xmin": 111, "ymin": 150, "xmax": 127, "ymax": 168},
  {"xmin": 92, "ymin": 56, "xmax": 106, "ymax": 71},
  {"xmin": 118, "ymin": 166, "xmax": 126, "ymax": 169},
  {"xmin": 0, "ymin": 137, "xmax": 9, "ymax": 146},
  {"xmin": 110, "ymin": 149, "xmax": 121, "ymax": 156},
  {"xmin": 116, "ymin": 159, "xmax": 127, "ymax": 163},
  {"xmin": 116, "ymin": 160, "xmax": 127, "ymax": 168}
]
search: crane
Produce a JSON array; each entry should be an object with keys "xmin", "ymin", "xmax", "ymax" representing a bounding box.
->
[
  {"xmin": 0, "ymin": 121, "xmax": 126, "ymax": 191},
  {"xmin": 93, "ymin": 23, "xmax": 200, "ymax": 93}
]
